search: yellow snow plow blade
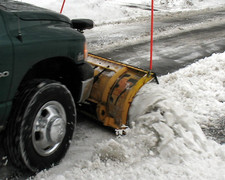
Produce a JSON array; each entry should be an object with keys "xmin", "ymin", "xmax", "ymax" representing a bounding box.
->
[{"xmin": 86, "ymin": 53, "xmax": 156, "ymax": 129}]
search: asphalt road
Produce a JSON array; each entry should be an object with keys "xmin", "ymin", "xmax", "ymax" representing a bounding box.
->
[
  {"xmin": 97, "ymin": 23, "xmax": 225, "ymax": 76},
  {"xmin": 95, "ymin": 8, "xmax": 225, "ymax": 76}
]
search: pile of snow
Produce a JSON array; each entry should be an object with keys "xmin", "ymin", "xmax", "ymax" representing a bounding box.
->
[
  {"xmin": 155, "ymin": 0, "xmax": 225, "ymax": 10},
  {"xmin": 158, "ymin": 54, "xmax": 225, "ymax": 130},
  {"xmin": 23, "ymin": 0, "xmax": 150, "ymax": 24},
  {"xmin": 34, "ymin": 52, "xmax": 225, "ymax": 180},
  {"xmin": 23, "ymin": 0, "xmax": 225, "ymax": 25}
]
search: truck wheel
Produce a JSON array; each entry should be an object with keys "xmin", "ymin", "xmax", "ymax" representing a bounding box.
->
[{"xmin": 4, "ymin": 79, "xmax": 76, "ymax": 172}]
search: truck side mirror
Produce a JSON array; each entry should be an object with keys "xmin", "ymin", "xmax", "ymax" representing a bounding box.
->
[{"xmin": 71, "ymin": 19, "xmax": 94, "ymax": 33}]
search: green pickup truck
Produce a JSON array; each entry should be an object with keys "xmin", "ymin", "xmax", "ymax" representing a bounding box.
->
[{"xmin": 0, "ymin": 0, "xmax": 94, "ymax": 172}]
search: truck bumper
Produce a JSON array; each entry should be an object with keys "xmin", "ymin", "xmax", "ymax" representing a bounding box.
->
[
  {"xmin": 78, "ymin": 77, "xmax": 94, "ymax": 103},
  {"xmin": 76, "ymin": 62, "xmax": 94, "ymax": 103}
]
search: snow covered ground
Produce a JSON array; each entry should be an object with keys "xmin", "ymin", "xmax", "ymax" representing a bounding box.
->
[
  {"xmin": 34, "ymin": 52, "xmax": 225, "ymax": 180},
  {"xmin": 23, "ymin": 0, "xmax": 225, "ymax": 25},
  {"xmin": 19, "ymin": 0, "xmax": 225, "ymax": 179}
]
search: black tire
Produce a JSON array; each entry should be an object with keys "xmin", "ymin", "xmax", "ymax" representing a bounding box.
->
[{"xmin": 4, "ymin": 79, "xmax": 76, "ymax": 172}]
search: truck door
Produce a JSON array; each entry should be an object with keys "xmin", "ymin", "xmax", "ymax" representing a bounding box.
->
[{"xmin": 0, "ymin": 12, "xmax": 13, "ymax": 121}]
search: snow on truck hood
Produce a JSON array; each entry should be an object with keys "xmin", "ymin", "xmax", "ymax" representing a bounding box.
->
[{"xmin": 0, "ymin": 0, "xmax": 70, "ymax": 23}]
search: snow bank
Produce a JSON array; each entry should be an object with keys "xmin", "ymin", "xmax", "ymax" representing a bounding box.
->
[
  {"xmin": 34, "ymin": 52, "xmax": 225, "ymax": 180},
  {"xmin": 23, "ymin": 0, "xmax": 150, "ymax": 24},
  {"xmin": 155, "ymin": 0, "xmax": 225, "ymax": 10},
  {"xmin": 23, "ymin": 0, "xmax": 225, "ymax": 25},
  {"xmin": 159, "ymin": 53, "xmax": 225, "ymax": 129}
]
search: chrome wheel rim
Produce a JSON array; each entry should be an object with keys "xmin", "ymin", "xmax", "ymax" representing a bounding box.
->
[{"xmin": 32, "ymin": 101, "xmax": 66, "ymax": 156}]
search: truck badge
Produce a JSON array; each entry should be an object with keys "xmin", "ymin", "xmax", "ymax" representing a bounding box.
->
[{"xmin": 0, "ymin": 71, "xmax": 10, "ymax": 78}]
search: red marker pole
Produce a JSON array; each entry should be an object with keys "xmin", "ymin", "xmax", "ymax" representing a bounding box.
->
[
  {"xmin": 150, "ymin": 0, "xmax": 154, "ymax": 70},
  {"xmin": 60, "ymin": 0, "xmax": 66, "ymax": 14}
]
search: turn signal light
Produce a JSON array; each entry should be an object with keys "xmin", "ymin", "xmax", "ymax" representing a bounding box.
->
[{"xmin": 84, "ymin": 42, "xmax": 88, "ymax": 61}]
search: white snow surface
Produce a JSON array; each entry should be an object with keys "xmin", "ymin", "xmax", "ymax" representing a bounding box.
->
[
  {"xmin": 34, "ymin": 52, "xmax": 225, "ymax": 180},
  {"xmin": 19, "ymin": 0, "xmax": 225, "ymax": 179},
  {"xmin": 23, "ymin": 0, "xmax": 225, "ymax": 25}
]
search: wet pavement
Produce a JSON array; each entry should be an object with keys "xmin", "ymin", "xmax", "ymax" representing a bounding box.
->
[
  {"xmin": 94, "ymin": 8, "xmax": 225, "ymax": 76},
  {"xmin": 96, "ymin": 23, "xmax": 225, "ymax": 76}
]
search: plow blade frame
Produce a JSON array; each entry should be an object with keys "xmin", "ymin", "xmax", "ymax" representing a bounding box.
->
[{"xmin": 86, "ymin": 53, "xmax": 156, "ymax": 129}]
